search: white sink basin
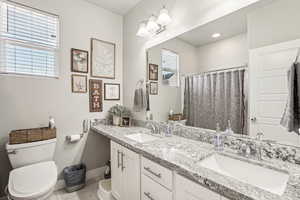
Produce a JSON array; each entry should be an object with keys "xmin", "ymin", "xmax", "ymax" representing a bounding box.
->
[
  {"xmin": 199, "ymin": 154, "xmax": 289, "ymax": 196},
  {"xmin": 125, "ymin": 133, "xmax": 159, "ymax": 143}
]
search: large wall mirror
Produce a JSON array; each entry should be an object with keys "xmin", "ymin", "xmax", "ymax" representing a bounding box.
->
[{"xmin": 145, "ymin": 0, "xmax": 300, "ymax": 147}]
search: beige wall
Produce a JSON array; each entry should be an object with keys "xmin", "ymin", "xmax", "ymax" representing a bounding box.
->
[
  {"xmin": 197, "ymin": 34, "xmax": 248, "ymax": 72},
  {"xmin": 0, "ymin": 0, "xmax": 123, "ymax": 196},
  {"xmin": 123, "ymin": 0, "xmax": 261, "ymax": 120},
  {"xmin": 247, "ymin": 0, "xmax": 300, "ymax": 49},
  {"xmin": 147, "ymin": 38, "xmax": 198, "ymax": 121}
]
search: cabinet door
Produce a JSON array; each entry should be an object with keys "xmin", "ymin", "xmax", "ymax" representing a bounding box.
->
[
  {"xmin": 122, "ymin": 147, "xmax": 141, "ymax": 200},
  {"xmin": 111, "ymin": 141, "xmax": 123, "ymax": 200},
  {"xmin": 175, "ymin": 174, "xmax": 220, "ymax": 200}
]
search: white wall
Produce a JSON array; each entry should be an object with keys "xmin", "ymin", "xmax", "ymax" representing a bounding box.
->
[
  {"xmin": 196, "ymin": 34, "xmax": 248, "ymax": 72},
  {"xmin": 247, "ymin": 0, "xmax": 300, "ymax": 49},
  {"xmin": 123, "ymin": 0, "xmax": 262, "ymax": 120},
  {"xmin": 0, "ymin": 0, "xmax": 123, "ymax": 195},
  {"xmin": 147, "ymin": 38, "xmax": 198, "ymax": 121}
]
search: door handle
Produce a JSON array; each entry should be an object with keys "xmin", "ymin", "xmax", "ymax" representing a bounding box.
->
[
  {"xmin": 117, "ymin": 150, "xmax": 121, "ymax": 168},
  {"xmin": 251, "ymin": 117, "xmax": 257, "ymax": 122},
  {"xmin": 121, "ymin": 152, "xmax": 125, "ymax": 171}
]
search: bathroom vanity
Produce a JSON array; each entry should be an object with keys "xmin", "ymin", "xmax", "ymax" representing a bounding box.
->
[{"xmin": 91, "ymin": 123, "xmax": 300, "ymax": 200}]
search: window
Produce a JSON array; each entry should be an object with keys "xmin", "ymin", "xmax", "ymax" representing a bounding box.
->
[
  {"xmin": 0, "ymin": 1, "xmax": 59, "ymax": 77},
  {"xmin": 161, "ymin": 49, "xmax": 179, "ymax": 87}
]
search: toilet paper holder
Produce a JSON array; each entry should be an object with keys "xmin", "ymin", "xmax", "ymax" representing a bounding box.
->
[{"xmin": 65, "ymin": 119, "xmax": 91, "ymax": 143}]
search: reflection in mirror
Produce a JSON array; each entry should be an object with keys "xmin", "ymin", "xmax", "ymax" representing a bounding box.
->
[{"xmin": 145, "ymin": 0, "xmax": 300, "ymax": 147}]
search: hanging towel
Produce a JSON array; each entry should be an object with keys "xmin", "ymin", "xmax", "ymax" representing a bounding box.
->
[
  {"xmin": 133, "ymin": 81, "xmax": 147, "ymax": 112},
  {"xmin": 280, "ymin": 62, "xmax": 300, "ymax": 134}
]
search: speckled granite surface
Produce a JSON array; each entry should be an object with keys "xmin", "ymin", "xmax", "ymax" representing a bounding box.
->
[{"xmin": 91, "ymin": 124, "xmax": 300, "ymax": 200}]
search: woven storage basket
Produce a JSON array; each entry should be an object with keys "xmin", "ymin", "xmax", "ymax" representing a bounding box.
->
[
  {"xmin": 9, "ymin": 127, "xmax": 56, "ymax": 145},
  {"xmin": 9, "ymin": 130, "xmax": 28, "ymax": 144}
]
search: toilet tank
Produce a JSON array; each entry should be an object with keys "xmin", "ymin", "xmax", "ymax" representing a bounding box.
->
[{"xmin": 6, "ymin": 138, "xmax": 56, "ymax": 169}]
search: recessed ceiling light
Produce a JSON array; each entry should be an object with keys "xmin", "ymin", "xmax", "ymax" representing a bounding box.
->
[{"xmin": 212, "ymin": 33, "xmax": 221, "ymax": 38}]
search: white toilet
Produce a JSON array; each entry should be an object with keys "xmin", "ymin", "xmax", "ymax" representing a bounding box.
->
[{"xmin": 6, "ymin": 138, "xmax": 57, "ymax": 200}]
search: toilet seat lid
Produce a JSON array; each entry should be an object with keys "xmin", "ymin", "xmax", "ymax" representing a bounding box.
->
[{"xmin": 9, "ymin": 161, "xmax": 57, "ymax": 199}]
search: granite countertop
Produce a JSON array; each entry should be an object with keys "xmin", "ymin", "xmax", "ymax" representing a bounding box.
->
[{"xmin": 91, "ymin": 124, "xmax": 300, "ymax": 200}]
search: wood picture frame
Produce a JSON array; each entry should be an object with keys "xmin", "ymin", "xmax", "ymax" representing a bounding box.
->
[
  {"xmin": 104, "ymin": 83, "xmax": 120, "ymax": 100},
  {"xmin": 71, "ymin": 48, "xmax": 89, "ymax": 73},
  {"xmin": 89, "ymin": 79, "xmax": 103, "ymax": 112},
  {"xmin": 149, "ymin": 82, "xmax": 158, "ymax": 95},
  {"xmin": 149, "ymin": 63, "xmax": 158, "ymax": 81},
  {"xmin": 91, "ymin": 38, "xmax": 116, "ymax": 79},
  {"xmin": 71, "ymin": 74, "xmax": 87, "ymax": 93}
]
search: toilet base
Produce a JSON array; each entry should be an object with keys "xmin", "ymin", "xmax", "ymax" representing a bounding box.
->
[{"xmin": 8, "ymin": 187, "xmax": 55, "ymax": 200}]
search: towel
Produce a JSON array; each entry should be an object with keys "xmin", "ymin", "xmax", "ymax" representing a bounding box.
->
[
  {"xmin": 133, "ymin": 87, "xmax": 147, "ymax": 112},
  {"xmin": 280, "ymin": 62, "xmax": 300, "ymax": 134}
]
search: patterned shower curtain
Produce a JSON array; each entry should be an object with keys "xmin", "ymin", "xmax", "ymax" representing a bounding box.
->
[{"xmin": 183, "ymin": 69, "xmax": 247, "ymax": 135}]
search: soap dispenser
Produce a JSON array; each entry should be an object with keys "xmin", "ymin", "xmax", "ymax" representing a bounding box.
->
[
  {"xmin": 214, "ymin": 123, "xmax": 223, "ymax": 151},
  {"xmin": 225, "ymin": 120, "xmax": 234, "ymax": 135}
]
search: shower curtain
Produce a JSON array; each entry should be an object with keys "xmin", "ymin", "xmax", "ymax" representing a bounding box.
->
[{"xmin": 183, "ymin": 69, "xmax": 247, "ymax": 134}]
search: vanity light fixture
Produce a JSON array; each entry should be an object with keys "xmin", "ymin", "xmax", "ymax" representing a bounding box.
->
[
  {"xmin": 157, "ymin": 6, "xmax": 172, "ymax": 26},
  {"xmin": 212, "ymin": 33, "xmax": 221, "ymax": 38},
  {"xmin": 147, "ymin": 15, "xmax": 160, "ymax": 34},
  {"xmin": 136, "ymin": 6, "xmax": 172, "ymax": 38},
  {"xmin": 136, "ymin": 21, "xmax": 150, "ymax": 37}
]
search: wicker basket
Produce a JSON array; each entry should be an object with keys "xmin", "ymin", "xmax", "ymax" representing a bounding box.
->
[{"xmin": 9, "ymin": 127, "xmax": 56, "ymax": 145}]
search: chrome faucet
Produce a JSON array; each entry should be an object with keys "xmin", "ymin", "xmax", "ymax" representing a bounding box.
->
[{"xmin": 146, "ymin": 122, "xmax": 159, "ymax": 134}]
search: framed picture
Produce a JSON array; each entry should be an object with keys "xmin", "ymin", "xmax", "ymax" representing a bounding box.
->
[
  {"xmin": 72, "ymin": 75, "xmax": 87, "ymax": 93},
  {"xmin": 91, "ymin": 38, "xmax": 115, "ymax": 79},
  {"xmin": 104, "ymin": 83, "xmax": 120, "ymax": 100},
  {"xmin": 149, "ymin": 63, "xmax": 158, "ymax": 81},
  {"xmin": 150, "ymin": 82, "xmax": 158, "ymax": 95},
  {"xmin": 120, "ymin": 117, "xmax": 131, "ymax": 127},
  {"xmin": 71, "ymin": 48, "xmax": 88, "ymax": 73},
  {"xmin": 89, "ymin": 79, "xmax": 103, "ymax": 112}
]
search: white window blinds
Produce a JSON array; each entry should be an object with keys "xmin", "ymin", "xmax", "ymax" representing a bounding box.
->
[{"xmin": 0, "ymin": 1, "xmax": 59, "ymax": 77}]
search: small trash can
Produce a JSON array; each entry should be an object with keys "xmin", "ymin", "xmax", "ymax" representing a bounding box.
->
[
  {"xmin": 63, "ymin": 163, "xmax": 86, "ymax": 192},
  {"xmin": 97, "ymin": 179, "xmax": 115, "ymax": 200}
]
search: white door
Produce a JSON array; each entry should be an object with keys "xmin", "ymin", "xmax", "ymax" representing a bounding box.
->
[
  {"xmin": 249, "ymin": 39, "xmax": 300, "ymax": 146},
  {"xmin": 122, "ymin": 147, "xmax": 141, "ymax": 200},
  {"xmin": 111, "ymin": 141, "xmax": 123, "ymax": 200},
  {"xmin": 175, "ymin": 174, "xmax": 220, "ymax": 200}
]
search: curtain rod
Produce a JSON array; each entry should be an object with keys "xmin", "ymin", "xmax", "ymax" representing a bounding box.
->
[{"xmin": 182, "ymin": 64, "xmax": 248, "ymax": 77}]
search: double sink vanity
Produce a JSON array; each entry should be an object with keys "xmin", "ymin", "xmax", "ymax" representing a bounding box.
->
[{"xmin": 91, "ymin": 122, "xmax": 300, "ymax": 200}]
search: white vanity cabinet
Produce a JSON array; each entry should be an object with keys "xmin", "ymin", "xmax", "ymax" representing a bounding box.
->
[
  {"xmin": 111, "ymin": 141, "xmax": 140, "ymax": 200},
  {"xmin": 175, "ymin": 174, "xmax": 221, "ymax": 200}
]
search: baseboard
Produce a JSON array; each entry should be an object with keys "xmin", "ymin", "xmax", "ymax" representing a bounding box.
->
[{"xmin": 55, "ymin": 166, "xmax": 106, "ymax": 191}]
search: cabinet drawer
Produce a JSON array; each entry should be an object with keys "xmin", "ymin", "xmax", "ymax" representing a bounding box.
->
[
  {"xmin": 142, "ymin": 174, "xmax": 172, "ymax": 200},
  {"xmin": 142, "ymin": 157, "xmax": 173, "ymax": 190},
  {"xmin": 175, "ymin": 174, "xmax": 220, "ymax": 200}
]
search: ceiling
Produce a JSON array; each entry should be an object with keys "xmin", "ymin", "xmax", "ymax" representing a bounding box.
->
[
  {"xmin": 85, "ymin": 0, "xmax": 142, "ymax": 15},
  {"xmin": 178, "ymin": 0, "xmax": 273, "ymax": 47}
]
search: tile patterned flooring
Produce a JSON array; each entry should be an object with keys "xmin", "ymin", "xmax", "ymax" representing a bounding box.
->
[{"xmin": 50, "ymin": 178, "xmax": 100, "ymax": 200}]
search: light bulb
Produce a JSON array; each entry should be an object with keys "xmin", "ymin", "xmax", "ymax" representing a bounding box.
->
[
  {"xmin": 212, "ymin": 33, "xmax": 221, "ymax": 38},
  {"xmin": 136, "ymin": 22, "xmax": 150, "ymax": 37},
  {"xmin": 157, "ymin": 7, "xmax": 172, "ymax": 26},
  {"xmin": 146, "ymin": 15, "xmax": 160, "ymax": 34}
]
